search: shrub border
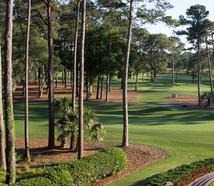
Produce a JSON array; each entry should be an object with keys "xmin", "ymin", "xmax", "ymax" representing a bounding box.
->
[
  {"xmin": 141, "ymin": 158, "xmax": 214, "ymax": 186},
  {"xmin": 5, "ymin": 147, "xmax": 127, "ymax": 186}
]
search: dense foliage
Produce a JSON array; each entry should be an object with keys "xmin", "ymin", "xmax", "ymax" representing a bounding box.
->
[
  {"xmin": 0, "ymin": 172, "xmax": 5, "ymax": 184},
  {"xmin": 14, "ymin": 177, "xmax": 52, "ymax": 186},
  {"xmin": 55, "ymin": 97, "xmax": 105, "ymax": 148},
  {"xmin": 51, "ymin": 147, "xmax": 127, "ymax": 185},
  {"xmin": 141, "ymin": 158, "xmax": 214, "ymax": 186},
  {"xmin": 200, "ymin": 91, "xmax": 214, "ymax": 106},
  {"xmin": 0, "ymin": 147, "xmax": 127, "ymax": 186}
]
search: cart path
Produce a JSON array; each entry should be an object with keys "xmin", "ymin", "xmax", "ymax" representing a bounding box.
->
[{"xmin": 190, "ymin": 172, "xmax": 214, "ymax": 186}]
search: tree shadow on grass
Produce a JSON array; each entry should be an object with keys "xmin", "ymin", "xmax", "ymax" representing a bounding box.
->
[
  {"xmin": 129, "ymin": 110, "xmax": 214, "ymax": 126},
  {"xmin": 13, "ymin": 99, "xmax": 214, "ymax": 128},
  {"xmin": 95, "ymin": 103, "xmax": 214, "ymax": 126},
  {"xmin": 14, "ymin": 100, "xmax": 48, "ymax": 122}
]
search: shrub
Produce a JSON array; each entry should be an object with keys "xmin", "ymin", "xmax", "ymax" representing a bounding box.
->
[
  {"xmin": 65, "ymin": 159, "xmax": 95, "ymax": 185},
  {"xmin": 102, "ymin": 147, "xmax": 127, "ymax": 172},
  {"xmin": 141, "ymin": 158, "xmax": 214, "ymax": 186},
  {"xmin": 0, "ymin": 171, "xmax": 5, "ymax": 183},
  {"xmin": 47, "ymin": 168, "xmax": 73, "ymax": 186},
  {"xmin": 49, "ymin": 147, "xmax": 127, "ymax": 186},
  {"xmin": 200, "ymin": 91, "xmax": 214, "ymax": 106},
  {"xmin": 14, "ymin": 177, "xmax": 52, "ymax": 186},
  {"xmin": 55, "ymin": 97, "xmax": 105, "ymax": 149},
  {"xmin": 14, "ymin": 147, "xmax": 127, "ymax": 186}
]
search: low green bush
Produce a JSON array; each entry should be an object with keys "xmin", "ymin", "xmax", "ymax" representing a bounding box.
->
[
  {"xmin": 65, "ymin": 159, "xmax": 95, "ymax": 185},
  {"xmin": 16, "ymin": 168, "xmax": 47, "ymax": 180},
  {"xmin": 47, "ymin": 168, "xmax": 73, "ymax": 186},
  {"xmin": 13, "ymin": 147, "xmax": 127, "ymax": 186},
  {"xmin": 102, "ymin": 147, "xmax": 127, "ymax": 172},
  {"xmin": 14, "ymin": 177, "xmax": 52, "ymax": 186},
  {"xmin": 50, "ymin": 147, "xmax": 127, "ymax": 185},
  {"xmin": 141, "ymin": 158, "xmax": 214, "ymax": 186},
  {"xmin": 0, "ymin": 171, "xmax": 5, "ymax": 183},
  {"xmin": 200, "ymin": 91, "xmax": 214, "ymax": 106}
]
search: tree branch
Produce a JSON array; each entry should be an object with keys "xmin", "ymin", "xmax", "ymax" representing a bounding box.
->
[
  {"xmin": 42, "ymin": 0, "xmax": 48, "ymax": 7},
  {"xmin": 33, "ymin": 8, "xmax": 48, "ymax": 26}
]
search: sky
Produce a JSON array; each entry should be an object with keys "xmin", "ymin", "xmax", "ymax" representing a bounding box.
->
[{"xmin": 145, "ymin": 0, "xmax": 214, "ymax": 47}]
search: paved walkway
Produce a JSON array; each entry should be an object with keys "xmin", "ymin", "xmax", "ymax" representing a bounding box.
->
[{"xmin": 190, "ymin": 172, "xmax": 214, "ymax": 186}]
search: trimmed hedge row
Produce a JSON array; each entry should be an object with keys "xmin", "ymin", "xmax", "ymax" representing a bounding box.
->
[
  {"xmin": 51, "ymin": 147, "xmax": 127, "ymax": 185},
  {"xmin": 141, "ymin": 158, "xmax": 214, "ymax": 186},
  {"xmin": 0, "ymin": 147, "xmax": 127, "ymax": 186}
]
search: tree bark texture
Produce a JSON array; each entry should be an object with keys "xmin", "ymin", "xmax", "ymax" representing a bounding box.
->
[{"xmin": 4, "ymin": 0, "xmax": 16, "ymax": 183}]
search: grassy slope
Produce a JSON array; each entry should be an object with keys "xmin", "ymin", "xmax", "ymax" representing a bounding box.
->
[{"xmin": 13, "ymin": 74, "xmax": 214, "ymax": 186}]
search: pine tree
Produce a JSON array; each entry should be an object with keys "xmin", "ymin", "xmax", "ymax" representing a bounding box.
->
[
  {"xmin": 78, "ymin": 0, "xmax": 87, "ymax": 159},
  {"xmin": 0, "ymin": 45, "xmax": 5, "ymax": 170},
  {"xmin": 24, "ymin": 0, "xmax": 31, "ymax": 162},
  {"xmin": 122, "ymin": 0, "xmax": 133, "ymax": 148},
  {"xmin": 4, "ymin": 0, "xmax": 16, "ymax": 183}
]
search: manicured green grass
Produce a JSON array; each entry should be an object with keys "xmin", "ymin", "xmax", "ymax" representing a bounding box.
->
[
  {"xmin": 210, "ymin": 182, "xmax": 214, "ymax": 186},
  {"xmin": 13, "ymin": 74, "xmax": 214, "ymax": 186},
  {"xmin": 110, "ymin": 73, "xmax": 211, "ymax": 103},
  {"xmin": 14, "ymin": 100, "xmax": 49, "ymax": 138}
]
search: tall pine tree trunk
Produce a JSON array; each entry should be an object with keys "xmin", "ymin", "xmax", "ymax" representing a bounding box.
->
[
  {"xmin": 100, "ymin": 77, "xmax": 104, "ymax": 100},
  {"xmin": 135, "ymin": 72, "xmax": 138, "ymax": 92},
  {"xmin": 4, "ymin": 0, "xmax": 16, "ymax": 183},
  {"xmin": 109, "ymin": 76, "xmax": 112, "ymax": 92},
  {"xmin": 47, "ymin": 0, "xmax": 55, "ymax": 148},
  {"xmin": 197, "ymin": 40, "xmax": 201, "ymax": 106},
  {"xmin": 172, "ymin": 50, "xmax": 175, "ymax": 85},
  {"xmin": 105, "ymin": 75, "xmax": 109, "ymax": 102},
  {"xmin": 78, "ymin": 0, "xmax": 86, "ymax": 159},
  {"xmin": 70, "ymin": 0, "xmax": 80, "ymax": 150},
  {"xmin": 64, "ymin": 67, "xmax": 67, "ymax": 88},
  {"xmin": 86, "ymin": 75, "xmax": 90, "ymax": 101},
  {"xmin": 0, "ymin": 45, "xmax": 5, "ymax": 170},
  {"xmin": 206, "ymin": 39, "xmax": 213, "ymax": 94},
  {"xmin": 71, "ymin": 1, "xmax": 80, "ymax": 149},
  {"xmin": 72, "ymin": 1, "xmax": 80, "ymax": 112},
  {"xmin": 96, "ymin": 75, "xmax": 100, "ymax": 99},
  {"xmin": 24, "ymin": 0, "xmax": 31, "ymax": 162},
  {"xmin": 122, "ymin": 0, "xmax": 133, "ymax": 148},
  {"xmin": 89, "ymin": 78, "xmax": 93, "ymax": 98},
  {"xmin": 76, "ymin": 64, "xmax": 79, "ymax": 97}
]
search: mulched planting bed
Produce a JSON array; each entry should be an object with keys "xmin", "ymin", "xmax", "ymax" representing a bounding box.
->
[
  {"xmin": 15, "ymin": 139, "xmax": 166, "ymax": 185},
  {"xmin": 94, "ymin": 144, "xmax": 166, "ymax": 186}
]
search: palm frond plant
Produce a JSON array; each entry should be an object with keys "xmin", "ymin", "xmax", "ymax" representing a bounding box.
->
[{"xmin": 55, "ymin": 97, "xmax": 105, "ymax": 149}]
